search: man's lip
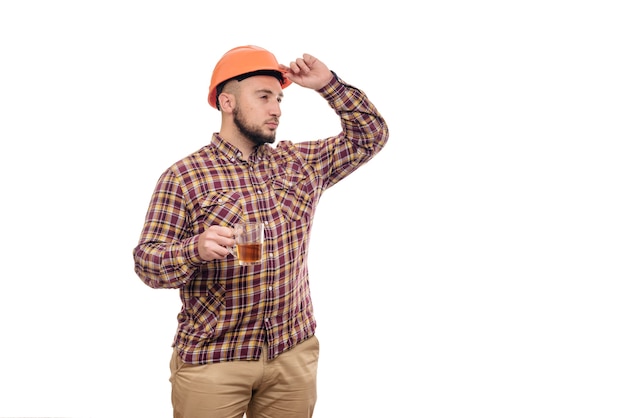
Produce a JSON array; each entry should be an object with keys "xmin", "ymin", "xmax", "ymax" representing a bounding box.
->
[{"xmin": 267, "ymin": 121, "xmax": 279, "ymax": 128}]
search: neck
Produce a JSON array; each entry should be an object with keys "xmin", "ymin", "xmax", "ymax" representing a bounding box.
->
[{"xmin": 219, "ymin": 126, "xmax": 255, "ymax": 161}]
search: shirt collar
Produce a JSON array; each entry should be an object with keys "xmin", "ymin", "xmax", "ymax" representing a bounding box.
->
[{"xmin": 211, "ymin": 133, "xmax": 269, "ymax": 163}]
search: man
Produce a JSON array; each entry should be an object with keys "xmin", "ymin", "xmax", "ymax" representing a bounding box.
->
[{"xmin": 133, "ymin": 45, "xmax": 389, "ymax": 418}]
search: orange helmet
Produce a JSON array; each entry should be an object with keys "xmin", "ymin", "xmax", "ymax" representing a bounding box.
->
[{"xmin": 208, "ymin": 45, "xmax": 292, "ymax": 109}]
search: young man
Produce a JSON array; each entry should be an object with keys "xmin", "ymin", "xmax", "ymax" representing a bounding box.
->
[{"xmin": 133, "ymin": 45, "xmax": 389, "ymax": 418}]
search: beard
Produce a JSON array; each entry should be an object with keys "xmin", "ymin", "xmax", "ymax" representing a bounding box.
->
[{"xmin": 233, "ymin": 106, "xmax": 277, "ymax": 146}]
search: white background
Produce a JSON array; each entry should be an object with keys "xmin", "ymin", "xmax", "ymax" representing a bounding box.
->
[{"xmin": 1, "ymin": 1, "xmax": 625, "ymax": 417}]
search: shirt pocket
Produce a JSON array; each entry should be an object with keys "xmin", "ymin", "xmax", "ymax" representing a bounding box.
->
[
  {"xmin": 272, "ymin": 172, "xmax": 312, "ymax": 222},
  {"xmin": 181, "ymin": 282, "xmax": 227, "ymax": 340},
  {"xmin": 200, "ymin": 190, "xmax": 244, "ymax": 227}
]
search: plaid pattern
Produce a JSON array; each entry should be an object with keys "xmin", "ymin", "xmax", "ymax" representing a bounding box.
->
[{"xmin": 133, "ymin": 75, "xmax": 389, "ymax": 364}]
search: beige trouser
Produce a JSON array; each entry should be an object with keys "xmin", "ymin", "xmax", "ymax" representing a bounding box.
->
[{"xmin": 169, "ymin": 336, "xmax": 319, "ymax": 418}]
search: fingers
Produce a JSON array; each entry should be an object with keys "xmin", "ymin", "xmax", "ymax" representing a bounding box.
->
[
  {"xmin": 205, "ymin": 242, "xmax": 231, "ymax": 259},
  {"xmin": 216, "ymin": 226, "xmax": 236, "ymax": 248},
  {"xmin": 199, "ymin": 225, "xmax": 236, "ymax": 261},
  {"xmin": 281, "ymin": 53, "xmax": 332, "ymax": 90},
  {"xmin": 286, "ymin": 54, "xmax": 317, "ymax": 75}
]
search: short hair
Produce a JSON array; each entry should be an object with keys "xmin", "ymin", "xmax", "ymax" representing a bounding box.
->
[{"xmin": 215, "ymin": 70, "xmax": 284, "ymax": 110}]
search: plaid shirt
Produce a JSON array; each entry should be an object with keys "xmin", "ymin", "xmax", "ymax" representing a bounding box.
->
[{"xmin": 133, "ymin": 74, "xmax": 389, "ymax": 364}]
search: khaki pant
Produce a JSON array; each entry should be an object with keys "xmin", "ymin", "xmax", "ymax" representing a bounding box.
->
[{"xmin": 169, "ymin": 336, "xmax": 319, "ymax": 418}]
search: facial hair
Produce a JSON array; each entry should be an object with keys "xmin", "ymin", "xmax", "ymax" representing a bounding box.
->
[{"xmin": 233, "ymin": 106, "xmax": 277, "ymax": 146}]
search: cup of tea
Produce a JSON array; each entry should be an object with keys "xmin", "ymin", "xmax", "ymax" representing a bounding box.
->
[{"xmin": 232, "ymin": 222, "xmax": 264, "ymax": 266}]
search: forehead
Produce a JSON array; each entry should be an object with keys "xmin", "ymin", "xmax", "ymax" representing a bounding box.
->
[{"xmin": 239, "ymin": 75, "xmax": 284, "ymax": 96}]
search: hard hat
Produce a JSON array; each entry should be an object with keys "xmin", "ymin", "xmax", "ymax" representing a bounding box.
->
[{"xmin": 208, "ymin": 45, "xmax": 292, "ymax": 109}]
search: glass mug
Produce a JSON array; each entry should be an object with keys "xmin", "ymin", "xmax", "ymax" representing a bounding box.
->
[{"xmin": 230, "ymin": 222, "xmax": 264, "ymax": 266}]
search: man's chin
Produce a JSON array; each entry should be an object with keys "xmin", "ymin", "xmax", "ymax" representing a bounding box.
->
[
  {"xmin": 252, "ymin": 135, "xmax": 276, "ymax": 146},
  {"xmin": 262, "ymin": 132, "xmax": 277, "ymax": 144}
]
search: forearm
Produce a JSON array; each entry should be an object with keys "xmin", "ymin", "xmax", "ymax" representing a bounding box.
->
[
  {"xmin": 133, "ymin": 235, "xmax": 203, "ymax": 289},
  {"xmin": 132, "ymin": 171, "xmax": 203, "ymax": 289},
  {"xmin": 318, "ymin": 72, "xmax": 389, "ymax": 154}
]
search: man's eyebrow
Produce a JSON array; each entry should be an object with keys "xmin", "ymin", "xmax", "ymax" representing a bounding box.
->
[{"xmin": 256, "ymin": 88, "xmax": 284, "ymax": 98}]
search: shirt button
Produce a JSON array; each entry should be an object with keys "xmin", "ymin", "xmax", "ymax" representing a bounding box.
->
[
  {"xmin": 268, "ymin": 286, "xmax": 273, "ymax": 291},
  {"xmin": 268, "ymin": 252, "xmax": 274, "ymax": 258}
]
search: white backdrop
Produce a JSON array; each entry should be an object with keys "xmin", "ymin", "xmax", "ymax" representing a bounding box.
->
[{"xmin": 1, "ymin": 1, "xmax": 625, "ymax": 417}]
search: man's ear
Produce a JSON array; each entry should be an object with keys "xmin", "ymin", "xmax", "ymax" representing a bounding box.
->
[{"xmin": 218, "ymin": 93, "xmax": 235, "ymax": 113}]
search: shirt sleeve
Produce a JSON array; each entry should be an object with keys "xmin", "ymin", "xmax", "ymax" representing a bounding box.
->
[
  {"xmin": 132, "ymin": 168, "xmax": 205, "ymax": 289},
  {"xmin": 291, "ymin": 72, "xmax": 390, "ymax": 190}
]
